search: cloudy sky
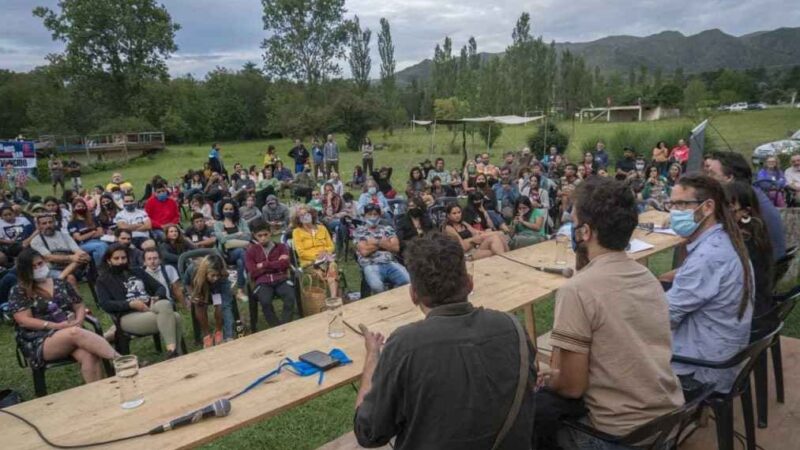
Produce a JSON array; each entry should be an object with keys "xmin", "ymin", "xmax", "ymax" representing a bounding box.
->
[{"xmin": 1, "ymin": 0, "xmax": 798, "ymax": 77}]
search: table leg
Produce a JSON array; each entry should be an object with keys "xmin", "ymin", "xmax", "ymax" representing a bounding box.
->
[{"xmin": 522, "ymin": 303, "xmax": 537, "ymax": 348}]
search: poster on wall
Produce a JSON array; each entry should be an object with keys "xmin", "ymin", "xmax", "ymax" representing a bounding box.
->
[{"xmin": 0, "ymin": 141, "xmax": 38, "ymax": 178}]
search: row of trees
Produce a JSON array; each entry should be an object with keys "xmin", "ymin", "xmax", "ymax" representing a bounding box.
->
[{"xmin": 1, "ymin": 0, "xmax": 798, "ymax": 147}]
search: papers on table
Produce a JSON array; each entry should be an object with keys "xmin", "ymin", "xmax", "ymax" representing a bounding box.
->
[
  {"xmin": 652, "ymin": 227, "xmax": 678, "ymax": 236},
  {"xmin": 626, "ymin": 238, "xmax": 655, "ymax": 254}
]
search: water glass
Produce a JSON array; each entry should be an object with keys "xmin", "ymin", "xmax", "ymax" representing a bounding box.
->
[
  {"xmin": 554, "ymin": 234, "xmax": 569, "ymax": 266},
  {"xmin": 326, "ymin": 297, "xmax": 345, "ymax": 339},
  {"xmin": 114, "ymin": 355, "xmax": 144, "ymax": 409}
]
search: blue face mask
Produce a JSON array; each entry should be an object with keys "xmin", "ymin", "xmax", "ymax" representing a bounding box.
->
[
  {"xmin": 366, "ymin": 217, "xmax": 380, "ymax": 227},
  {"xmin": 368, "ymin": 187, "xmax": 377, "ymax": 195},
  {"xmin": 156, "ymin": 192, "xmax": 168, "ymax": 202},
  {"xmin": 669, "ymin": 207, "xmax": 703, "ymax": 237}
]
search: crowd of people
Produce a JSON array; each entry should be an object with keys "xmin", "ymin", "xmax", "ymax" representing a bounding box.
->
[{"xmin": 0, "ymin": 133, "xmax": 795, "ymax": 450}]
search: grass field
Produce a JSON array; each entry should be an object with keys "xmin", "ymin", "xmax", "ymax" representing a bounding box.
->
[{"xmin": 2, "ymin": 108, "xmax": 799, "ymax": 449}]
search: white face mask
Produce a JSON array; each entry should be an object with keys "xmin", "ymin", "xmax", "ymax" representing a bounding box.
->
[{"xmin": 33, "ymin": 265, "xmax": 50, "ymax": 281}]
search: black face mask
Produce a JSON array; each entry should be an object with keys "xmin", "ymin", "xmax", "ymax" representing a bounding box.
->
[
  {"xmin": 476, "ymin": 181, "xmax": 486, "ymax": 188},
  {"xmin": 408, "ymin": 208, "xmax": 423, "ymax": 218}
]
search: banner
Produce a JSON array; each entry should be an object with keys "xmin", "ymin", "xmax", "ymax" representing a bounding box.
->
[
  {"xmin": 0, "ymin": 140, "xmax": 37, "ymax": 172},
  {"xmin": 687, "ymin": 119, "xmax": 707, "ymax": 174}
]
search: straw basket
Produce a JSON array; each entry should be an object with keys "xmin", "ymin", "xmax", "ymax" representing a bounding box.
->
[{"xmin": 301, "ymin": 272, "xmax": 327, "ymax": 316}]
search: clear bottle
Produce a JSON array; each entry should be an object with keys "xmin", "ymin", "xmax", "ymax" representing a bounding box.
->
[{"xmin": 235, "ymin": 319, "xmax": 245, "ymax": 339}]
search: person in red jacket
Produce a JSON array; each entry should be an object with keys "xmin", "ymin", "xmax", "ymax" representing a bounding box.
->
[
  {"xmin": 245, "ymin": 218, "xmax": 296, "ymax": 327},
  {"xmin": 144, "ymin": 181, "xmax": 180, "ymax": 239}
]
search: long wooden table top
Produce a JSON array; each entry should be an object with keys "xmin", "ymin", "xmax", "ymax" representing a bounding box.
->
[{"xmin": 2, "ymin": 211, "xmax": 681, "ymax": 449}]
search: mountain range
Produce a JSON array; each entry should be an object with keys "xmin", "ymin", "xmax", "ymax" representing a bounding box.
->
[{"xmin": 395, "ymin": 27, "xmax": 800, "ymax": 85}]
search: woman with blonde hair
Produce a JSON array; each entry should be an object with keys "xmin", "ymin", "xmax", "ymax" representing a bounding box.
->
[
  {"xmin": 189, "ymin": 253, "xmax": 234, "ymax": 347},
  {"xmin": 291, "ymin": 204, "xmax": 338, "ymax": 296}
]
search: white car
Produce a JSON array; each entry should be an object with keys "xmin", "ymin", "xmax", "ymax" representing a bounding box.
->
[
  {"xmin": 729, "ymin": 102, "xmax": 748, "ymax": 112},
  {"xmin": 752, "ymin": 129, "xmax": 800, "ymax": 165}
]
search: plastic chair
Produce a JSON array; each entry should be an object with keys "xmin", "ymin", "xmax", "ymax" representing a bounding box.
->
[
  {"xmin": 752, "ymin": 285, "xmax": 800, "ymax": 428},
  {"xmin": 673, "ymin": 325, "xmax": 783, "ymax": 450},
  {"xmin": 562, "ymin": 383, "xmax": 715, "ymax": 450},
  {"xmin": 14, "ymin": 315, "xmax": 113, "ymax": 397}
]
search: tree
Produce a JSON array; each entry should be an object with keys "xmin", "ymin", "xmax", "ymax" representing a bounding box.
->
[
  {"xmin": 653, "ymin": 83, "xmax": 682, "ymax": 107},
  {"xmin": 377, "ymin": 18, "xmax": 396, "ymax": 94},
  {"xmin": 683, "ymin": 79, "xmax": 708, "ymax": 112},
  {"xmin": 34, "ymin": 0, "xmax": 180, "ymax": 116},
  {"xmin": 260, "ymin": 0, "xmax": 352, "ymax": 85},
  {"xmin": 348, "ymin": 16, "xmax": 371, "ymax": 91}
]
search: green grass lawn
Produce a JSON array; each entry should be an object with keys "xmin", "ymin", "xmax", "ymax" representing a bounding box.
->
[{"xmin": 4, "ymin": 108, "xmax": 799, "ymax": 448}]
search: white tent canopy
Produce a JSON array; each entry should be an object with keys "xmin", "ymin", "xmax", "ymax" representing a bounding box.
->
[{"xmin": 411, "ymin": 115, "xmax": 543, "ymax": 126}]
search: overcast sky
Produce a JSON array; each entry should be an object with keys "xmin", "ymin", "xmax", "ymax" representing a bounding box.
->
[{"xmin": 1, "ymin": 0, "xmax": 798, "ymax": 77}]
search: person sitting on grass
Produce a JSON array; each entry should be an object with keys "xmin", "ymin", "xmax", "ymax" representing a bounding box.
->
[
  {"xmin": 10, "ymin": 248, "xmax": 120, "ymax": 384},
  {"xmin": 353, "ymin": 232, "xmax": 536, "ymax": 449},
  {"xmin": 354, "ymin": 205, "xmax": 410, "ymax": 295},
  {"xmin": 143, "ymin": 247, "xmax": 186, "ymax": 307},
  {"xmin": 30, "ymin": 214, "xmax": 90, "ymax": 289},
  {"xmin": 443, "ymin": 203, "xmax": 507, "ymax": 261},
  {"xmin": 508, "ymin": 196, "xmax": 546, "ymax": 250},
  {"xmin": 96, "ymin": 244, "xmax": 183, "ymax": 358},
  {"xmin": 187, "ymin": 253, "xmax": 235, "ymax": 347},
  {"xmin": 245, "ymin": 219, "xmax": 296, "ymax": 327},
  {"xmin": 291, "ymin": 205, "xmax": 338, "ymax": 297}
]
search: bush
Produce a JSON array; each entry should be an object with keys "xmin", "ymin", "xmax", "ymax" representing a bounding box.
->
[
  {"xmin": 478, "ymin": 123, "xmax": 503, "ymax": 150},
  {"xmin": 527, "ymin": 122, "xmax": 569, "ymax": 157}
]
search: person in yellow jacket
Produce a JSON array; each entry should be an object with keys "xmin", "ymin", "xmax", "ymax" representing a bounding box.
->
[
  {"xmin": 291, "ymin": 205, "xmax": 338, "ymax": 296},
  {"xmin": 263, "ymin": 145, "xmax": 280, "ymax": 169}
]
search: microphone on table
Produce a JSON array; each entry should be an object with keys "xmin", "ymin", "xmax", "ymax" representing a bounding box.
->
[
  {"xmin": 148, "ymin": 398, "xmax": 231, "ymax": 434},
  {"xmin": 533, "ymin": 266, "xmax": 574, "ymax": 278}
]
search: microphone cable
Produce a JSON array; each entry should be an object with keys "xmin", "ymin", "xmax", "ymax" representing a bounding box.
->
[
  {"xmin": 0, "ymin": 409, "xmax": 149, "ymax": 448},
  {"xmin": 496, "ymin": 253, "xmax": 556, "ymax": 272}
]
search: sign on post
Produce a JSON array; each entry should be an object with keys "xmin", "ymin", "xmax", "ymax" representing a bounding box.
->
[{"xmin": 0, "ymin": 141, "xmax": 38, "ymax": 178}]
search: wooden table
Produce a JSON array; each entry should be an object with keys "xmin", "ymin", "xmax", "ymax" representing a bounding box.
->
[{"xmin": 2, "ymin": 211, "xmax": 682, "ymax": 449}]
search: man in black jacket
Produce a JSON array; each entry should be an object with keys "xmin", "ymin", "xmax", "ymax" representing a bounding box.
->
[{"xmin": 353, "ymin": 232, "xmax": 536, "ymax": 449}]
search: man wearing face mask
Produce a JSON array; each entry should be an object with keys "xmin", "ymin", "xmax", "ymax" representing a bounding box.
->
[
  {"xmin": 143, "ymin": 182, "xmax": 179, "ymax": 240},
  {"xmin": 114, "ymin": 193, "xmax": 152, "ymax": 248},
  {"xmin": 660, "ymin": 174, "xmax": 754, "ymax": 395},
  {"xmin": 292, "ymin": 164, "xmax": 315, "ymax": 203},
  {"xmin": 354, "ymin": 232, "xmax": 536, "ymax": 449},
  {"xmin": 245, "ymin": 219, "xmax": 296, "ymax": 327},
  {"xmin": 353, "ymin": 205, "xmax": 409, "ymax": 295},
  {"xmin": 30, "ymin": 214, "xmax": 90, "ymax": 289},
  {"xmin": 535, "ymin": 177, "xmax": 683, "ymax": 449},
  {"xmin": 357, "ymin": 180, "xmax": 390, "ymax": 217}
]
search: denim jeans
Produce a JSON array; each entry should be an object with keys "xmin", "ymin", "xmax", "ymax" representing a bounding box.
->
[
  {"xmin": 79, "ymin": 239, "xmax": 109, "ymax": 266},
  {"xmin": 487, "ymin": 210, "xmax": 505, "ymax": 229},
  {"xmin": 362, "ymin": 262, "xmax": 410, "ymax": 293},
  {"xmin": 226, "ymin": 248, "xmax": 246, "ymax": 288},
  {"xmin": 0, "ymin": 269, "xmax": 17, "ymax": 305},
  {"xmin": 215, "ymin": 280, "xmax": 236, "ymax": 340},
  {"xmin": 557, "ymin": 426, "xmax": 646, "ymax": 450}
]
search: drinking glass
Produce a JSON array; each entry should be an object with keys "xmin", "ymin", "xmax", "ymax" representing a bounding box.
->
[
  {"xmin": 554, "ymin": 234, "xmax": 569, "ymax": 266},
  {"xmin": 326, "ymin": 297, "xmax": 345, "ymax": 339},
  {"xmin": 114, "ymin": 355, "xmax": 144, "ymax": 409}
]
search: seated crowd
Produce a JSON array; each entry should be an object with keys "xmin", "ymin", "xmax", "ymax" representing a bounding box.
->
[{"xmin": 0, "ymin": 136, "xmax": 793, "ymax": 450}]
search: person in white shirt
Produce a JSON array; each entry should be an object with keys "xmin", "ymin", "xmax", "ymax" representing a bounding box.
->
[
  {"xmin": 113, "ymin": 193, "xmax": 152, "ymax": 248},
  {"xmin": 143, "ymin": 248, "xmax": 185, "ymax": 306},
  {"xmin": 328, "ymin": 171, "xmax": 345, "ymax": 197},
  {"xmin": 30, "ymin": 214, "xmax": 90, "ymax": 288},
  {"xmin": 785, "ymin": 154, "xmax": 800, "ymax": 205}
]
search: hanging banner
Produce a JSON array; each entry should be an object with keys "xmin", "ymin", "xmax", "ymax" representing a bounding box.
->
[{"xmin": 0, "ymin": 141, "xmax": 38, "ymax": 171}]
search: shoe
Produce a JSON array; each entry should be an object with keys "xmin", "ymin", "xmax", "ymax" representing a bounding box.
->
[
  {"xmin": 214, "ymin": 330, "xmax": 223, "ymax": 345},
  {"xmin": 202, "ymin": 335, "xmax": 213, "ymax": 348},
  {"xmin": 166, "ymin": 350, "xmax": 179, "ymax": 359}
]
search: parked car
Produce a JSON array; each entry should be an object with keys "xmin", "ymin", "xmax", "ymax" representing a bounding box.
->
[
  {"xmin": 729, "ymin": 102, "xmax": 748, "ymax": 112},
  {"xmin": 717, "ymin": 104, "xmax": 731, "ymax": 112},
  {"xmin": 752, "ymin": 129, "xmax": 800, "ymax": 166},
  {"xmin": 747, "ymin": 102, "xmax": 767, "ymax": 110}
]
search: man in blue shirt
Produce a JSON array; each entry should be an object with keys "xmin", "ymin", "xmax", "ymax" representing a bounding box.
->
[
  {"xmin": 661, "ymin": 174, "xmax": 754, "ymax": 393},
  {"xmin": 706, "ymin": 151, "xmax": 786, "ymax": 261},
  {"xmin": 593, "ymin": 140, "xmax": 610, "ymax": 170}
]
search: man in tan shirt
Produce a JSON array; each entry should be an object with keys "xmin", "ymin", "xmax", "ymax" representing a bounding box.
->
[{"xmin": 538, "ymin": 177, "xmax": 684, "ymax": 448}]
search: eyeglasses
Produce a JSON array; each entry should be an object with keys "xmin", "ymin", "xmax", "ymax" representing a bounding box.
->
[{"xmin": 663, "ymin": 199, "xmax": 703, "ymax": 210}]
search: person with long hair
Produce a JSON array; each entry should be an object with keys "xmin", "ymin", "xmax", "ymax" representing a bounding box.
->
[
  {"xmin": 213, "ymin": 198, "xmax": 250, "ymax": 302},
  {"xmin": 43, "ymin": 195, "xmax": 69, "ymax": 233},
  {"xmin": 665, "ymin": 163, "xmax": 682, "ymax": 188},
  {"xmin": 189, "ymin": 253, "xmax": 235, "ymax": 347},
  {"xmin": 95, "ymin": 244, "xmax": 183, "ymax": 358},
  {"xmin": 395, "ymin": 195, "xmax": 434, "ymax": 255},
  {"xmin": 158, "ymin": 224, "xmax": 195, "ymax": 266},
  {"xmin": 95, "ymin": 193, "xmax": 119, "ymax": 237},
  {"xmin": 755, "ymin": 155, "xmax": 787, "ymax": 207},
  {"xmin": 9, "ymin": 248, "xmax": 118, "ymax": 383},
  {"xmin": 508, "ymin": 196, "xmax": 546, "ymax": 250},
  {"xmin": 662, "ymin": 174, "xmax": 753, "ymax": 393},
  {"xmin": 291, "ymin": 204, "xmax": 339, "ymax": 296},
  {"xmin": 724, "ymin": 181, "xmax": 776, "ymax": 333},
  {"xmin": 68, "ymin": 197, "xmax": 108, "ymax": 266},
  {"xmin": 442, "ymin": 203, "xmax": 507, "ymax": 260},
  {"xmin": 652, "ymin": 141, "xmax": 671, "ymax": 175},
  {"xmin": 406, "ymin": 167, "xmax": 427, "ymax": 198}
]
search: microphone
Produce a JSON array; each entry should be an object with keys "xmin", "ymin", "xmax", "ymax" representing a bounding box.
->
[
  {"xmin": 148, "ymin": 399, "xmax": 231, "ymax": 434},
  {"xmin": 533, "ymin": 266, "xmax": 574, "ymax": 278}
]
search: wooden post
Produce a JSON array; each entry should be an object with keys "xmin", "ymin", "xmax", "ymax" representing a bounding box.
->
[
  {"xmin": 123, "ymin": 133, "xmax": 130, "ymax": 164},
  {"xmin": 522, "ymin": 303, "xmax": 537, "ymax": 348},
  {"xmin": 607, "ymin": 108, "xmax": 611, "ymax": 122},
  {"xmin": 638, "ymin": 105, "xmax": 643, "ymax": 122},
  {"xmin": 431, "ymin": 121, "xmax": 436, "ymax": 156}
]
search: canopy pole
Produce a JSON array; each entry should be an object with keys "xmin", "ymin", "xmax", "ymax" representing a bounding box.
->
[{"xmin": 431, "ymin": 120, "xmax": 436, "ymax": 156}]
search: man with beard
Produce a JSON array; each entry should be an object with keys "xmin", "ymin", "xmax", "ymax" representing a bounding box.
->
[{"xmin": 30, "ymin": 214, "xmax": 90, "ymax": 288}]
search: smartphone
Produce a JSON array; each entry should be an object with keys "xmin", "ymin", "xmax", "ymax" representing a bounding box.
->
[{"xmin": 299, "ymin": 351, "xmax": 340, "ymax": 371}]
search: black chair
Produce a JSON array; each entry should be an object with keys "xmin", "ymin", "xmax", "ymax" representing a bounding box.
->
[
  {"xmin": 752, "ymin": 286, "xmax": 800, "ymax": 428},
  {"xmin": 177, "ymin": 248, "xmax": 242, "ymax": 344},
  {"xmin": 562, "ymin": 383, "xmax": 715, "ymax": 450},
  {"xmin": 285, "ymin": 238, "xmax": 347, "ymax": 317},
  {"xmin": 673, "ymin": 325, "xmax": 783, "ymax": 450},
  {"xmin": 773, "ymin": 246, "xmax": 798, "ymax": 287},
  {"xmin": 15, "ymin": 315, "xmax": 113, "ymax": 397}
]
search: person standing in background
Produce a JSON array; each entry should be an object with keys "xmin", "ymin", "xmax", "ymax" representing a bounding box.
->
[
  {"xmin": 66, "ymin": 157, "xmax": 82, "ymax": 191},
  {"xmin": 288, "ymin": 139, "xmax": 310, "ymax": 174},
  {"xmin": 48, "ymin": 153, "xmax": 65, "ymax": 196},
  {"xmin": 323, "ymin": 134, "xmax": 340, "ymax": 180},
  {"xmin": 361, "ymin": 137, "xmax": 374, "ymax": 176},
  {"xmin": 311, "ymin": 138, "xmax": 324, "ymax": 180}
]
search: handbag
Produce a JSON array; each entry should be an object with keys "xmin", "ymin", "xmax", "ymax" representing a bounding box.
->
[{"xmin": 491, "ymin": 312, "xmax": 531, "ymax": 450}]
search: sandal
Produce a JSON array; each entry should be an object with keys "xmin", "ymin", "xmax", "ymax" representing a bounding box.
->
[
  {"xmin": 214, "ymin": 330, "xmax": 223, "ymax": 345},
  {"xmin": 202, "ymin": 335, "xmax": 213, "ymax": 348}
]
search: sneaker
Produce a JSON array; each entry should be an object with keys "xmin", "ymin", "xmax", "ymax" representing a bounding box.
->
[
  {"xmin": 202, "ymin": 335, "xmax": 213, "ymax": 348},
  {"xmin": 214, "ymin": 330, "xmax": 223, "ymax": 345}
]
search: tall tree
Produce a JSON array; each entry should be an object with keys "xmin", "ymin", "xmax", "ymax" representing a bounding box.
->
[
  {"xmin": 33, "ymin": 0, "xmax": 180, "ymax": 116},
  {"xmin": 348, "ymin": 16, "xmax": 371, "ymax": 91},
  {"xmin": 377, "ymin": 18, "xmax": 396, "ymax": 93},
  {"xmin": 261, "ymin": 0, "xmax": 352, "ymax": 85}
]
